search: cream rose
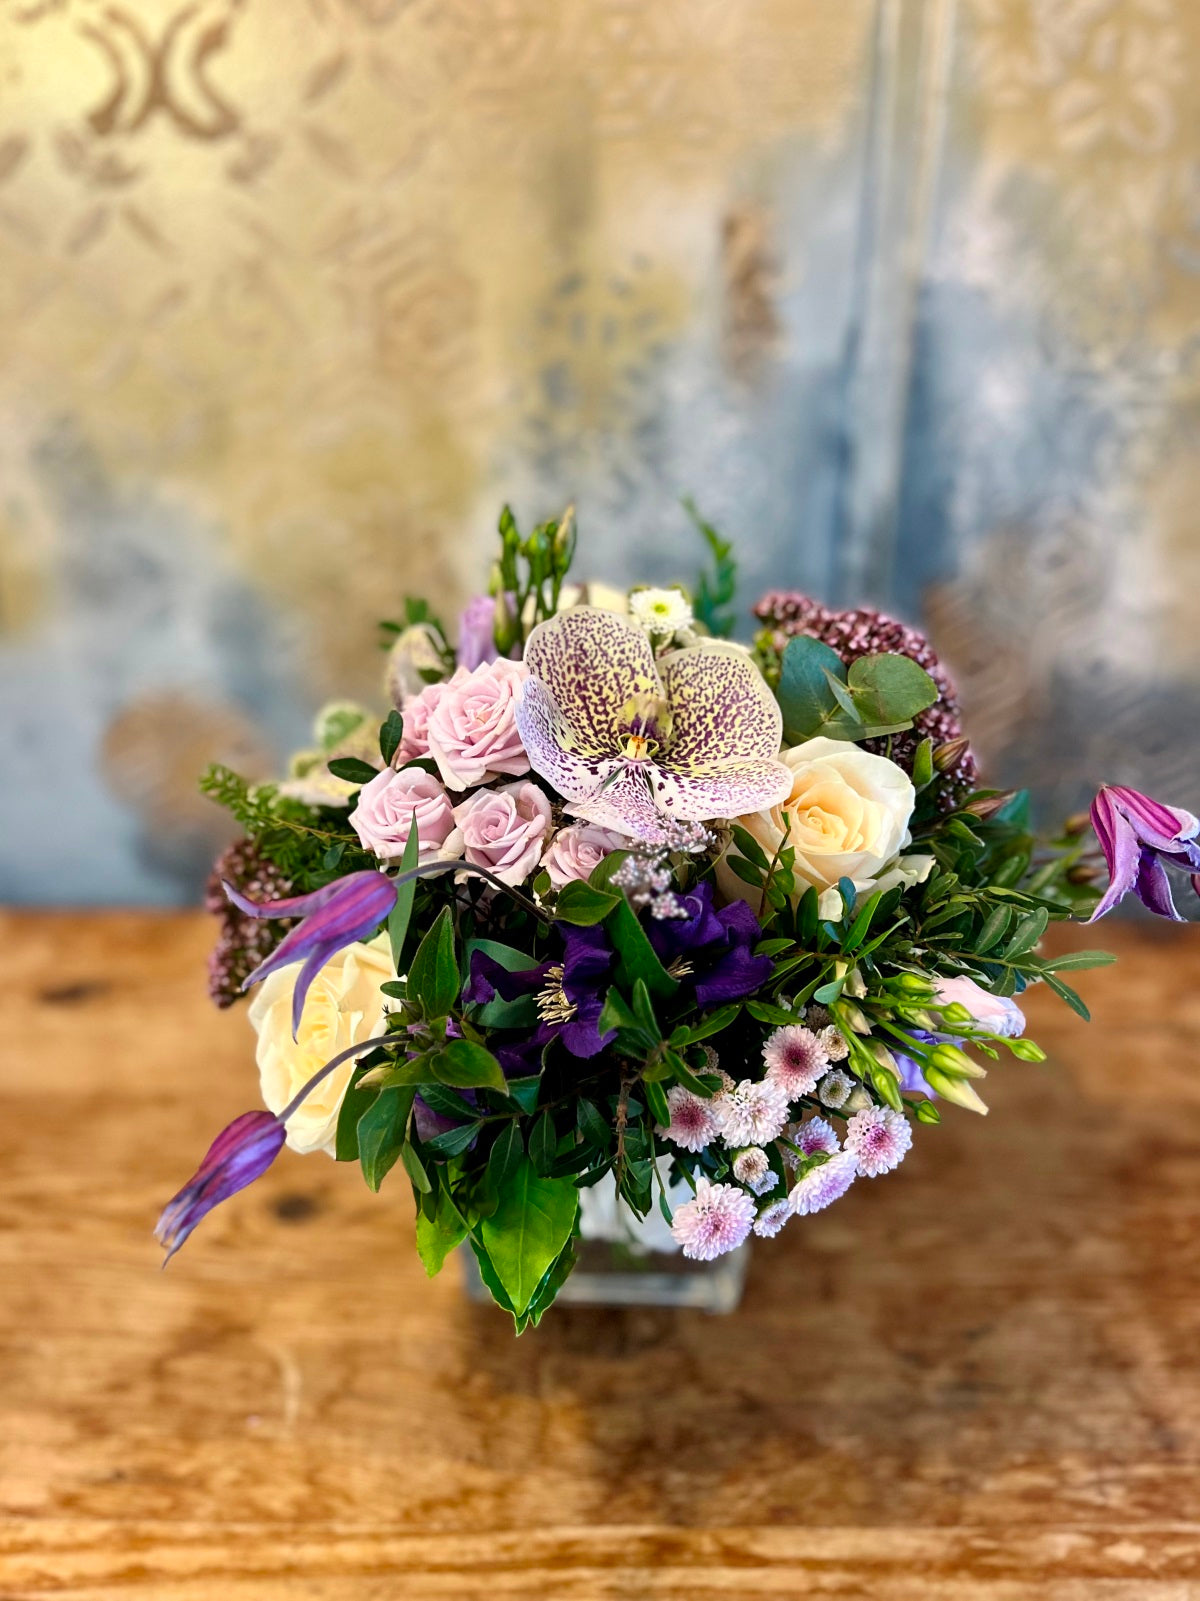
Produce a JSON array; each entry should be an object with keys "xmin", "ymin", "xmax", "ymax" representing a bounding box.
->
[
  {"xmin": 249, "ymin": 936, "xmax": 393, "ymax": 1156},
  {"xmin": 718, "ymin": 736, "xmax": 922, "ymax": 916}
]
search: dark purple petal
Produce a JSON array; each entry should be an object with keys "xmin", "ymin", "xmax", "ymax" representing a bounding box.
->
[
  {"xmin": 693, "ymin": 945, "xmax": 773, "ymax": 1007},
  {"xmin": 559, "ymin": 999, "xmax": 616, "ymax": 1058},
  {"xmin": 465, "ymin": 949, "xmax": 548, "ymax": 1006},
  {"xmin": 560, "ymin": 923, "xmax": 614, "ymax": 986},
  {"xmin": 155, "ymin": 1110, "xmax": 285, "ymax": 1263},
  {"xmin": 1135, "ymin": 850, "xmax": 1185, "ymax": 921}
]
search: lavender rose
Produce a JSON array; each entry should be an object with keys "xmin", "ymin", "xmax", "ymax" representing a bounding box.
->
[
  {"xmin": 447, "ymin": 781, "xmax": 552, "ymax": 886},
  {"xmin": 540, "ymin": 822, "xmax": 628, "ymax": 890},
  {"xmin": 426, "ymin": 657, "xmax": 529, "ymax": 790},
  {"xmin": 349, "ymin": 767, "xmax": 459, "ymax": 864},
  {"xmin": 399, "ymin": 673, "xmax": 456, "ymax": 764}
]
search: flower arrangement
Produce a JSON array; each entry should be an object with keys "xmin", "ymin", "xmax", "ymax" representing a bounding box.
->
[{"xmin": 159, "ymin": 506, "xmax": 1200, "ymax": 1329}]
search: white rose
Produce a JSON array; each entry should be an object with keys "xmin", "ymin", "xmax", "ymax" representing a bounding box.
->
[
  {"xmin": 717, "ymin": 736, "xmax": 919, "ymax": 917},
  {"xmin": 249, "ymin": 935, "xmax": 393, "ymax": 1156}
]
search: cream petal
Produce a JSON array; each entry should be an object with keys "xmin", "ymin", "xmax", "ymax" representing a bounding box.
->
[
  {"xmin": 651, "ymin": 757, "xmax": 793, "ymax": 823},
  {"xmin": 657, "ymin": 642, "xmax": 783, "ymax": 771},
  {"xmin": 523, "ymin": 606, "xmax": 660, "ymax": 757},
  {"xmin": 515, "ymin": 676, "xmax": 620, "ymax": 801}
]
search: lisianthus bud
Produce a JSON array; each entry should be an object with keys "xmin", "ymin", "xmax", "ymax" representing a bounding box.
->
[
  {"xmin": 1006, "ymin": 1038, "xmax": 1048, "ymax": 1062},
  {"xmin": 839, "ymin": 1001, "xmax": 871, "ymax": 1035},
  {"xmin": 867, "ymin": 1039, "xmax": 899, "ymax": 1074},
  {"xmin": 1063, "ymin": 811, "xmax": 1092, "ymax": 837},
  {"xmin": 1067, "ymin": 863, "xmax": 1100, "ymax": 884},
  {"xmin": 933, "ymin": 736, "xmax": 970, "ymax": 773},
  {"xmin": 923, "ymin": 1066, "xmax": 989, "ymax": 1115},
  {"xmin": 891, "ymin": 973, "xmax": 934, "ymax": 997},
  {"xmin": 843, "ymin": 1086, "xmax": 874, "ymax": 1114},
  {"xmin": 915, "ymin": 1100, "xmax": 941, "ymax": 1124},
  {"xmin": 894, "ymin": 1006, "xmax": 935, "ymax": 1029},
  {"xmin": 939, "ymin": 1001, "xmax": 975, "ymax": 1026},
  {"xmin": 928, "ymin": 1042, "xmax": 987, "ymax": 1080}
]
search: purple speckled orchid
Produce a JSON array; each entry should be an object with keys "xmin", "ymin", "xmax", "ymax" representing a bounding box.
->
[
  {"xmin": 223, "ymin": 869, "xmax": 397, "ymax": 1037},
  {"xmin": 514, "ymin": 607, "xmax": 792, "ymax": 846},
  {"xmin": 1088, "ymin": 785, "xmax": 1200, "ymax": 923}
]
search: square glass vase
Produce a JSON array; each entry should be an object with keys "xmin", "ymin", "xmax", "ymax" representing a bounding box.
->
[{"xmin": 460, "ymin": 1172, "xmax": 749, "ymax": 1314}]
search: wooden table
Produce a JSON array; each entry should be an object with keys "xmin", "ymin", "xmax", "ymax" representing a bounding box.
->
[{"xmin": 2, "ymin": 912, "xmax": 1199, "ymax": 1598}]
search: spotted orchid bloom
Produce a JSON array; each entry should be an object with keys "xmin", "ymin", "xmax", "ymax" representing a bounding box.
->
[
  {"xmin": 514, "ymin": 607, "xmax": 792, "ymax": 845},
  {"xmin": 1088, "ymin": 784, "xmax": 1200, "ymax": 923}
]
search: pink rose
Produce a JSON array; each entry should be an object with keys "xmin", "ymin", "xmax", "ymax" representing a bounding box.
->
[
  {"xmin": 426, "ymin": 658, "xmax": 529, "ymax": 790},
  {"xmin": 349, "ymin": 767, "xmax": 459, "ymax": 864},
  {"xmin": 399, "ymin": 673, "xmax": 458, "ymax": 764},
  {"xmin": 933, "ymin": 974, "xmax": 1025, "ymax": 1038},
  {"xmin": 540, "ymin": 822, "xmax": 628, "ymax": 890},
  {"xmin": 448, "ymin": 781, "xmax": 552, "ymax": 886}
]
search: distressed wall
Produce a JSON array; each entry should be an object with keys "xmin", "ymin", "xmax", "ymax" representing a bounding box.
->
[{"xmin": 1, "ymin": 0, "xmax": 1198, "ymax": 903}]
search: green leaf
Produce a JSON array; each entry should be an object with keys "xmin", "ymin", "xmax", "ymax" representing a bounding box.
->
[
  {"xmin": 746, "ymin": 998, "xmax": 801, "ymax": 1027},
  {"xmin": 975, "ymin": 904, "xmax": 1013, "ymax": 954},
  {"xmin": 845, "ymin": 653, "xmax": 938, "ymax": 726},
  {"xmin": 630, "ymin": 978, "xmax": 661, "ymax": 1041},
  {"xmin": 642, "ymin": 1078, "xmax": 671, "ymax": 1126},
  {"xmin": 529, "ymin": 1110, "xmax": 558, "ymax": 1176},
  {"xmin": 379, "ymin": 710, "xmax": 405, "ymax": 766},
  {"xmin": 388, "ymin": 822, "xmax": 420, "ymax": 972},
  {"xmin": 414, "ymin": 1081, "xmax": 479, "ymax": 1123},
  {"xmin": 843, "ymin": 890, "xmax": 882, "ymax": 953},
  {"xmin": 424, "ymin": 1121, "xmax": 482, "ymax": 1156},
  {"xmin": 432, "ymin": 1037, "xmax": 508, "ymax": 1091},
  {"xmin": 607, "ymin": 900, "xmax": 679, "ymax": 1001},
  {"xmin": 911, "ymin": 737, "xmax": 935, "ymax": 792},
  {"xmin": 415, "ymin": 1189, "xmax": 467, "ymax": 1277},
  {"xmin": 407, "ymin": 905, "xmax": 459, "ymax": 1018},
  {"xmin": 1042, "ymin": 970, "xmax": 1090, "ymax": 1021},
  {"xmin": 1039, "ymin": 948, "xmax": 1117, "ymax": 973},
  {"xmin": 480, "ymin": 1158, "xmax": 580, "ymax": 1317},
  {"xmin": 504, "ymin": 1075, "xmax": 542, "ymax": 1115},
  {"xmin": 487, "ymin": 1121, "xmax": 525, "ymax": 1190},
  {"xmin": 729, "ymin": 824, "xmax": 771, "ymax": 872},
  {"xmin": 468, "ymin": 1236, "xmax": 515, "ymax": 1315},
  {"xmin": 669, "ymin": 1003, "xmax": 741, "ymax": 1044},
  {"xmin": 725, "ymin": 854, "xmax": 765, "ymax": 889},
  {"xmin": 398, "ymin": 1135, "xmax": 431, "ymax": 1193},
  {"xmin": 1005, "ymin": 907, "xmax": 1049, "ymax": 960},
  {"xmin": 520, "ymin": 1237, "xmax": 578, "ymax": 1329},
  {"xmin": 776, "ymin": 636, "xmax": 849, "ymax": 743},
  {"xmin": 813, "ymin": 977, "xmax": 845, "ymax": 1004},
  {"xmin": 335, "ymin": 1066, "xmax": 376, "ymax": 1161},
  {"xmin": 357, "ymin": 1086, "xmax": 411, "ymax": 1192},
  {"xmin": 577, "ymin": 1098, "xmax": 611, "ymax": 1148},
  {"xmin": 684, "ymin": 496, "xmax": 738, "ymax": 639},
  {"xmin": 554, "ymin": 879, "xmax": 621, "ymax": 925},
  {"xmin": 327, "ymin": 756, "xmax": 380, "ymax": 785}
]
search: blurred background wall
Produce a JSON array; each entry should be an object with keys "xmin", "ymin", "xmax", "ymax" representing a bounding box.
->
[{"xmin": 1, "ymin": 0, "xmax": 1197, "ymax": 904}]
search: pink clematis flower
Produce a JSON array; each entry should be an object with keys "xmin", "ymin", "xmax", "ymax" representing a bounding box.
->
[
  {"xmin": 514, "ymin": 607, "xmax": 791, "ymax": 845},
  {"xmin": 1088, "ymin": 784, "xmax": 1200, "ymax": 922}
]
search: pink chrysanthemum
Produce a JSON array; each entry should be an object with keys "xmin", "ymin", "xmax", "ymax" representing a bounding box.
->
[
  {"xmin": 670, "ymin": 1177, "xmax": 757, "ymax": 1260},
  {"xmin": 789, "ymin": 1151, "xmax": 858, "ymax": 1217},
  {"xmin": 660, "ymin": 1085, "xmax": 718, "ymax": 1153},
  {"xmin": 762, "ymin": 1025, "xmax": 829, "ymax": 1099},
  {"xmin": 713, "ymin": 1079, "xmax": 790, "ymax": 1147},
  {"xmin": 732, "ymin": 1146, "xmax": 778, "ymax": 1196},
  {"xmin": 816, "ymin": 1024, "xmax": 849, "ymax": 1063},
  {"xmin": 753, "ymin": 1198, "xmax": 792, "ymax": 1238},
  {"xmin": 796, "ymin": 1116, "xmax": 840, "ymax": 1157},
  {"xmin": 845, "ymin": 1106, "xmax": 913, "ymax": 1177}
]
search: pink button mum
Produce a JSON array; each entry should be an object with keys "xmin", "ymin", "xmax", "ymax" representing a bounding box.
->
[
  {"xmin": 789, "ymin": 1150, "xmax": 858, "ymax": 1216},
  {"xmin": 844, "ymin": 1105, "xmax": 912, "ymax": 1177},
  {"xmin": 670, "ymin": 1177, "xmax": 757, "ymax": 1260},
  {"xmin": 659, "ymin": 1085, "xmax": 718, "ymax": 1153},
  {"xmin": 762, "ymin": 1025, "xmax": 829, "ymax": 1098},
  {"xmin": 712, "ymin": 1078, "xmax": 790, "ymax": 1147}
]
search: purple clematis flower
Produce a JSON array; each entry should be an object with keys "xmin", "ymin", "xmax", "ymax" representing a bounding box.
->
[
  {"xmin": 465, "ymin": 922, "xmax": 617, "ymax": 1060},
  {"xmin": 223, "ymin": 869, "xmax": 398, "ymax": 1037},
  {"xmin": 515, "ymin": 607, "xmax": 792, "ymax": 846},
  {"xmin": 1088, "ymin": 785, "xmax": 1200, "ymax": 922},
  {"xmin": 155, "ymin": 1110, "xmax": 286, "ymax": 1263},
  {"xmin": 645, "ymin": 880, "xmax": 772, "ymax": 1006}
]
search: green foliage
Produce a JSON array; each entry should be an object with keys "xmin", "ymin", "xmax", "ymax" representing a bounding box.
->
[
  {"xmin": 775, "ymin": 637, "xmax": 938, "ymax": 744},
  {"xmin": 480, "ymin": 1157, "xmax": 579, "ymax": 1318},
  {"xmin": 684, "ymin": 497, "xmax": 738, "ymax": 638},
  {"xmin": 199, "ymin": 763, "xmax": 371, "ymax": 890},
  {"xmin": 407, "ymin": 907, "xmax": 460, "ymax": 1019}
]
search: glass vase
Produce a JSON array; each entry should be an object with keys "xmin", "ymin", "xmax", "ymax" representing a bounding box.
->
[{"xmin": 460, "ymin": 1172, "xmax": 749, "ymax": 1314}]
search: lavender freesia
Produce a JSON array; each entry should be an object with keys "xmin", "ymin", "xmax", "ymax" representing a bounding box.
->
[
  {"xmin": 155, "ymin": 1110, "xmax": 286, "ymax": 1263},
  {"xmin": 223, "ymin": 869, "xmax": 398, "ymax": 1036},
  {"xmin": 1088, "ymin": 785, "xmax": 1200, "ymax": 922}
]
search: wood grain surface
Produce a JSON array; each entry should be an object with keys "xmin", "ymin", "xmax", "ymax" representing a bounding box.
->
[{"xmin": 1, "ymin": 911, "xmax": 1199, "ymax": 1599}]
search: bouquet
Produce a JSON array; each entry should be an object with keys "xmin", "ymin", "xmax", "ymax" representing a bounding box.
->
[{"xmin": 158, "ymin": 506, "xmax": 1200, "ymax": 1330}]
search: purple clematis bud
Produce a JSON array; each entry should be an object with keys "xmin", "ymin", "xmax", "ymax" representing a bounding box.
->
[
  {"xmin": 1088, "ymin": 784, "xmax": 1200, "ymax": 922},
  {"xmin": 223, "ymin": 869, "xmax": 397, "ymax": 1037},
  {"xmin": 456, "ymin": 593, "xmax": 501, "ymax": 671},
  {"xmin": 155, "ymin": 1111, "xmax": 285, "ymax": 1263}
]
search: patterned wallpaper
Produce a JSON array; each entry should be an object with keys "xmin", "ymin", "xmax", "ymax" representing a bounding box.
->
[{"xmin": 1, "ymin": 0, "xmax": 1198, "ymax": 902}]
